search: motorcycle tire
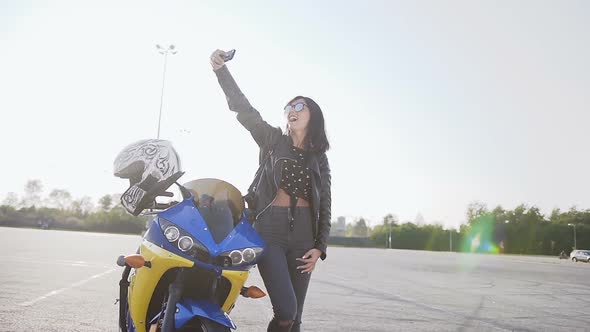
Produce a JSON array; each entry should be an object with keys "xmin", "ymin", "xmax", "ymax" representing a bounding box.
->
[{"xmin": 178, "ymin": 317, "xmax": 230, "ymax": 332}]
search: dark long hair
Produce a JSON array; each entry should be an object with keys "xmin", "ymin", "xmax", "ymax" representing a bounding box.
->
[{"xmin": 286, "ymin": 96, "xmax": 330, "ymax": 154}]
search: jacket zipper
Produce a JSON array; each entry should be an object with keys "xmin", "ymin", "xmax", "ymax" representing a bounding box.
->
[{"xmin": 255, "ymin": 156, "xmax": 295, "ymax": 219}]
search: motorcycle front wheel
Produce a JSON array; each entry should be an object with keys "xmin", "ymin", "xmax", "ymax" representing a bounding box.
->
[{"xmin": 178, "ymin": 317, "xmax": 230, "ymax": 332}]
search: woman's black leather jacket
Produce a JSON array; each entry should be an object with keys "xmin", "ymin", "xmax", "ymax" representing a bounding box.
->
[{"xmin": 215, "ymin": 66, "xmax": 331, "ymax": 260}]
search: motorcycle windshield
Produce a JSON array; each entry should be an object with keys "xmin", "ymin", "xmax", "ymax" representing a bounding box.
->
[{"xmin": 183, "ymin": 178, "xmax": 245, "ymax": 244}]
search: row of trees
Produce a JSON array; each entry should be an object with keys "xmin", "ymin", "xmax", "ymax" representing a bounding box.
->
[
  {"xmin": 0, "ymin": 205, "xmax": 147, "ymax": 234},
  {"xmin": 1, "ymin": 180, "xmax": 146, "ymax": 234},
  {"xmin": 3, "ymin": 180, "xmax": 589, "ymax": 254},
  {"xmin": 3, "ymin": 180, "xmax": 117, "ymax": 212},
  {"xmin": 367, "ymin": 202, "xmax": 589, "ymax": 255}
]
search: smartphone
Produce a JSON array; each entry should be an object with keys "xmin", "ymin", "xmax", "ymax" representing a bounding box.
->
[{"xmin": 223, "ymin": 49, "xmax": 236, "ymax": 62}]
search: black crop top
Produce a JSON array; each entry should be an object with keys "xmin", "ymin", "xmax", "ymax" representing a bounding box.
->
[{"xmin": 279, "ymin": 146, "xmax": 312, "ymax": 201}]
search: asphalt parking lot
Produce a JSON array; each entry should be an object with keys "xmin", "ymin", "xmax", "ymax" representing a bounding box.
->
[{"xmin": 1, "ymin": 227, "xmax": 589, "ymax": 331}]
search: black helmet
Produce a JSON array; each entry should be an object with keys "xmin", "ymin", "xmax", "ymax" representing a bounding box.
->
[{"xmin": 114, "ymin": 139, "xmax": 183, "ymax": 215}]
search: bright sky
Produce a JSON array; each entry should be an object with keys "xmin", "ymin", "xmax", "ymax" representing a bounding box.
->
[{"xmin": 1, "ymin": 1, "xmax": 589, "ymax": 228}]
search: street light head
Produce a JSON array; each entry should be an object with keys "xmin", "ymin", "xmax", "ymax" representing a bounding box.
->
[
  {"xmin": 156, "ymin": 44, "xmax": 162, "ymax": 49},
  {"xmin": 169, "ymin": 45, "xmax": 175, "ymax": 50},
  {"xmin": 171, "ymin": 50, "xmax": 178, "ymax": 55}
]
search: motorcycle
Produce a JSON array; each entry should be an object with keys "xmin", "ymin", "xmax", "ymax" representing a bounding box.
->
[{"xmin": 114, "ymin": 139, "xmax": 267, "ymax": 332}]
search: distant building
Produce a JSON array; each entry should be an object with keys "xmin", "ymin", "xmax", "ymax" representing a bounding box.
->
[{"xmin": 330, "ymin": 216, "xmax": 346, "ymax": 237}]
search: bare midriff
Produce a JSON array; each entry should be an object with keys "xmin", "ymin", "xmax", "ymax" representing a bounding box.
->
[{"xmin": 272, "ymin": 188, "xmax": 310, "ymax": 207}]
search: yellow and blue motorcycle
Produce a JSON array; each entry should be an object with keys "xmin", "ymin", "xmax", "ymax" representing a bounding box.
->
[{"xmin": 114, "ymin": 140, "xmax": 266, "ymax": 332}]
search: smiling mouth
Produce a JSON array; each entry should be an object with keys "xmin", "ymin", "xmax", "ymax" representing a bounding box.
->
[{"xmin": 289, "ymin": 115, "xmax": 298, "ymax": 122}]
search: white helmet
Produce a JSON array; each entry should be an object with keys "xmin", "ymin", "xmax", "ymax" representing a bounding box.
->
[{"xmin": 114, "ymin": 139, "xmax": 182, "ymax": 215}]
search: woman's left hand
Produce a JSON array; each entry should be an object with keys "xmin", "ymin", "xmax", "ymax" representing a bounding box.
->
[{"xmin": 296, "ymin": 248, "xmax": 322, "ymax": 274}]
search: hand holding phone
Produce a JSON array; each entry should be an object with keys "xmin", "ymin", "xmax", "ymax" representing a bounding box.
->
[
  {"xmin": 223, "ymin": 49, "xmax": 236, "ymax": 62},
  {"xmin": 210, "ymin": 49, "xmax": 236, "ymax": 71}
]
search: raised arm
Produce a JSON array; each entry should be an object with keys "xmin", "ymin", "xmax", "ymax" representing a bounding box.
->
[{"xmin": 211, "ymin": 50, "xmax": 281, "ymax": 149}]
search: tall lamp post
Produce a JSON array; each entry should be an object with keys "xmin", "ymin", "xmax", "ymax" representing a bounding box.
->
[
  {"xmin": 449, "ymin": 228, "xmax": 453, "ymax": 252},
  {"xmin": 156, "ymin": 44, "xmax": 177, "ymax": 139},
  {"xmin": 388, "ymin": 222, "xmax": 392, "ymax": 249},
  {"xmin": 568, "ymin": 223, "xmax": 577, "ymax": 249}
]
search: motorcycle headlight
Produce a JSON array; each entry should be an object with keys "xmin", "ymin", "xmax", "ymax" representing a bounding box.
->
[
  {"xmin": 159, "ymin": 218, "xmax": 210, "ymax": 261},
  {"xmin": 220, "ymin": 247, "xmax": 264, "ymax": 266},
  {"xmin": 164, "ymin": 226, "xmax": 180, "ymax": 242},
  {"xmin": 178, "ymin": 236, "xmax": 194, "ymax": 252},
  {"xmin": 242, "ymin": 248, "xmax": 256, "ymax": 263},
  {"xmin": 229, "ymin": 250, "xmax": 243, "ymax": 265}
]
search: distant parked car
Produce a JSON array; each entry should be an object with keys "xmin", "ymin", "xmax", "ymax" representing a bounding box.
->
[{"xmin": 570, "ymin": 250, "xmax": 590, "ymax": 263}]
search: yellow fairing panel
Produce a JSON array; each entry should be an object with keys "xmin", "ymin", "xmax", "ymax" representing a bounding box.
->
[
  {"xmin": 221, "ymin": 270, "xmax": 249, "ymax": 313},
  {"xmin": 128, "ymin": 240, "xmax": 194, "ymax": 332}
]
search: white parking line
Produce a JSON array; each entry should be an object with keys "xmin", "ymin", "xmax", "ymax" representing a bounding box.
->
[
  {"xmin": 0, "ymin": 256, "xmax": 111, "ymax": 268},
  {"xmin": 18, "ymin": 268, "xmax": 117, "ymax": 307}
]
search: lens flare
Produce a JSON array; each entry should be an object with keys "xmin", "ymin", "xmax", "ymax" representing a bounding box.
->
[
  {"xmin": 461, "ymin": 214, "xmax": 499, "ymax": 254},
  {"xmin": 470, "ymin": 234, "xmax": 481, "ymax": 252}
]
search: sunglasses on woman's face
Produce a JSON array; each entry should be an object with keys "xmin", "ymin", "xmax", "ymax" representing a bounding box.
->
[{"xmin": 284, "ymin": 102, "xmax": 306, "ymax": 115}]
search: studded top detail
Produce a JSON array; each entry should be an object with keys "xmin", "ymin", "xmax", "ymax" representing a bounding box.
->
[{"xmin": 279, "ymin": 146, "xmax": 312, "ymax": 201}]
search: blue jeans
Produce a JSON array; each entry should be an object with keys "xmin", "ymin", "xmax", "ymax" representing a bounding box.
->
[{"xmin": 255, "ymin": 206, "xmax": 315, "ymax": 331}]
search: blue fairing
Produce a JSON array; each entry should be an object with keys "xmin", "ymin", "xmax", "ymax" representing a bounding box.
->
[
  {"xmin": 149, "ymin": 298, "xmax": 236, "ymax": 329},
  {"xmin": 177, "ymin": 298, "xmax": 236, "ymax": 329},
  {"xmin": 143, "ymin": 196, "xmax": 266, "ymax": 270}
]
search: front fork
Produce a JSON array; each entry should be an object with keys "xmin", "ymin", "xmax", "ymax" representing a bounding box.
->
[
  {"xmin": 160, "ymin": 268, "xmax": 185, "ymax": 332},
  {"xmin": 118, "ymin": 265, "xmax": 132, "ymax": 332},
  {"xmin": 159, "ymin": 268, "xmax": 221, "ymax": 331}
]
